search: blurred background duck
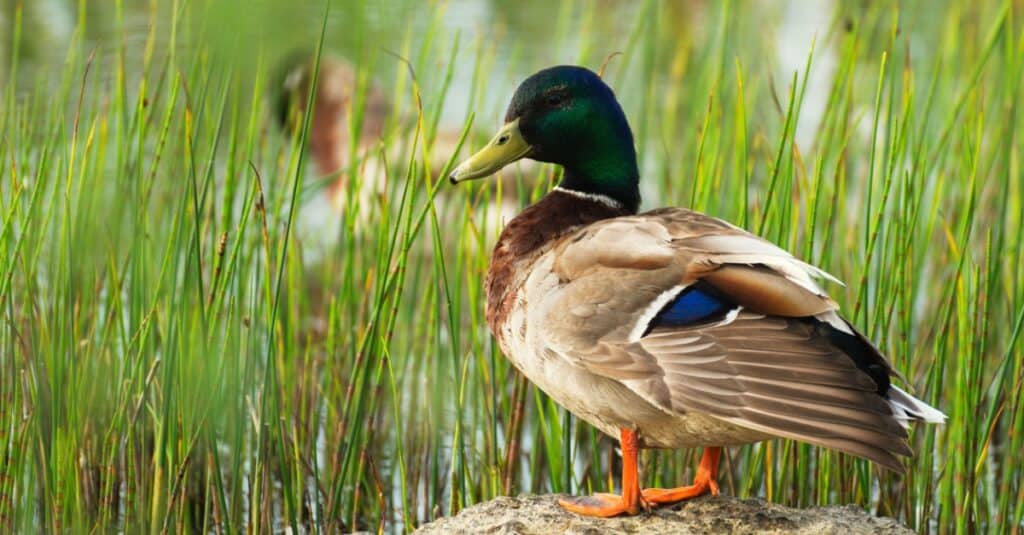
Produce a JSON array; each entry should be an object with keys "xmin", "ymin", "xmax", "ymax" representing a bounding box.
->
[
  {"xmin": 272, "ymin": 52, "xmax": 392, "ymax": 214},
  {"xmin": 271, "ymin": 52, "xmax": 523, "ymax": 257},
  {"xmin": 450, "ymin": 65, "xmax": 945, "ymax": 518}
]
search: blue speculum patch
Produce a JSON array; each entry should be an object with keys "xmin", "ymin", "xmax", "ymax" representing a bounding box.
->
[{"xmin": 650, "ymin": 285, "xmax": 733, "ymax": 328}]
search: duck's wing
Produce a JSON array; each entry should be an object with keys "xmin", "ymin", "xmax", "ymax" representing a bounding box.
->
[{"xmin": 539, "ymin": 208, "xmax": 942, "ymax": 470}]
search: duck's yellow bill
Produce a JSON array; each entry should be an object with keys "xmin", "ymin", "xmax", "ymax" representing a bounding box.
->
[{"xmin": 449, "ymin": 119, "xmax": 532, "ymax": 183}]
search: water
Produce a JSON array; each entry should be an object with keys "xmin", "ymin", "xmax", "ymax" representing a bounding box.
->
[
  {"xmin": 2, "ymin": 0, "xmax": 841, "ymax": 162},
  {"xmin": 3, "ymin": 1, "xmax": 645, "ymax": 122}
]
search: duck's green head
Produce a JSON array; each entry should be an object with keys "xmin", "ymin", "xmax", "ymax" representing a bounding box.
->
[{"xmin": 450, "ymin": 65, "xmax": 640, "ymax": 212}]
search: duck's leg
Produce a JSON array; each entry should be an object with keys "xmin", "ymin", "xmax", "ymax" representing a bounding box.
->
[
  {"xmin": 558, "ymin": 428, "xmax": 645, "ymax": 517},
  {"xmin": 641, "ymin": 447, "xmax": 721, "ymax": 504}
]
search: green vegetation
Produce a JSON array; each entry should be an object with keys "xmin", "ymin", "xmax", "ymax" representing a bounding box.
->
[{"xmin": 1, "ymin": 0, "xmax": 1021, "ymax": 533}]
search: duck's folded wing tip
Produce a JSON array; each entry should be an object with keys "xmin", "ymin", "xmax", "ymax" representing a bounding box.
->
[{"xmin": 888, "ymin": 385, "xmax": 947, "ymax": 425}]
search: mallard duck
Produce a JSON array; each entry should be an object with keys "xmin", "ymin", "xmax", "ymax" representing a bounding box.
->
[
  {"xmin": 449, "ymin": 65, "xmax": 945, "ymax": 517},
  {"xmin": 273, "ymin": 53, "xmax": 392, "ymax": 210}
]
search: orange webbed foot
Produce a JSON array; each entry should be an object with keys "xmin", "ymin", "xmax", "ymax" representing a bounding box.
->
[
  {"xmin": 558, "ymin": 493, "xmax": 646, "ymax": 517},
  {"xmin": 641, "ymin": 477, "xmax": 719, "ymax": 505},
  {"xmin": 641, "ymin": 446, "xmax": 722, "ymax": 506},
  {"xmin": 560, "ymin": 428, "xmax": 646, "ymax": 517}
]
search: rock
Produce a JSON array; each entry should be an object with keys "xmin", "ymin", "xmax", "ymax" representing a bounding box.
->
[{"xmin": 413, "ymin": 494, "xmax": 912, "ymax": 534}]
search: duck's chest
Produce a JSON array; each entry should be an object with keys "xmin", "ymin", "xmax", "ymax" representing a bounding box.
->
[
  {"xmin": 489, "ymin": 256, "xmax": 560, "ymax": 376},
  {"xmin": 487, "ymin": 258, "xmax": 645, "ymax": 431}
]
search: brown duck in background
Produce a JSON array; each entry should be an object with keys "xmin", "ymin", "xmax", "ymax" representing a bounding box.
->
[
  {"xmin": 272, "ymin": 52, "xmax": 523, "ymax": 248},
  {"xmin": 449, "ymin": 65, "xmax": 945, "ymax": 517},
  {"xmin": 273, "ymin": 53, "xmax": 392, "ymax": 211}
]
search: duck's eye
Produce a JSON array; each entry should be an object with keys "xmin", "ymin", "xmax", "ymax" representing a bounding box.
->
[{"xmin": 545, "ymin": 93, "xmax": 567, "ymax": 107}]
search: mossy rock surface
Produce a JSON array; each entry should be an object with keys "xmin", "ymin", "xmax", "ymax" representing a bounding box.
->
[{"xmin": 413, "ymin": 494, "xmax": 913, "ymax": 534}]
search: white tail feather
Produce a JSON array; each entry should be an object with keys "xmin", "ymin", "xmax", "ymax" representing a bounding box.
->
[{"xmin": 888, "ymin": 385, "xmax": 947, "ymax": 427}]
